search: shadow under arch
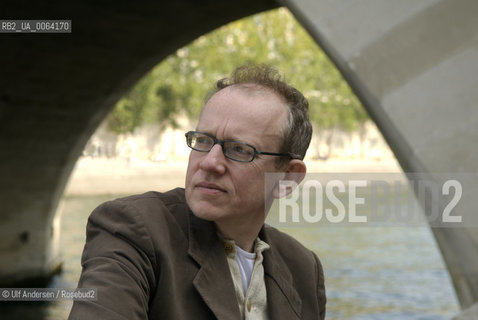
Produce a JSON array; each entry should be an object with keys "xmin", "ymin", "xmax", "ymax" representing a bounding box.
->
[{"xmin": 0, "ymin": 0, "xmax": 279, "ymax": 289}]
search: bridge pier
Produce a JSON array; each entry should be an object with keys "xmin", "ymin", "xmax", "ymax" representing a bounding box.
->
[{"xmin": 0, "ymin": 205, "xmax": 62, "ymax": 286}]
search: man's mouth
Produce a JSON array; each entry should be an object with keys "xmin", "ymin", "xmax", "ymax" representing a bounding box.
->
[{"xmin": 195, "ymin": 182, "xmax": 227, "ymax": 194}]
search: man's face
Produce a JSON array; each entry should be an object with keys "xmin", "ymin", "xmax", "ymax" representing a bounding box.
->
[{"xmin": 185, "ymin": 85, "xmax": 289, "ymax": 229}]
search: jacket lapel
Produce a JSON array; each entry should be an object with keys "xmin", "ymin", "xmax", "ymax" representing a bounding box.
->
[
  {"xmin": 188, "ymin": 213, "xmax": 241, "ymax": 320},
  {"xmin": 261, "ymin": 228, "xmax": 302, "ymax": 319}
]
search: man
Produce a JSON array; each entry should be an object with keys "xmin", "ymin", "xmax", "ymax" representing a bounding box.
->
[{"xmin": 69, "ymin": 64, "xmax": 326, "ymax": 319}]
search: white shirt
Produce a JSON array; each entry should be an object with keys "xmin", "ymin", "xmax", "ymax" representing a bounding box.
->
[{"xmin": 234, "ymin": 244, "xmax": 256, "ymax": 295}]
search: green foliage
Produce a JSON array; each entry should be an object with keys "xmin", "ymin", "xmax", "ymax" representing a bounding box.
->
[{"xmin": 107, "ymin": 7, "xmax": 368, "ymax": 134}]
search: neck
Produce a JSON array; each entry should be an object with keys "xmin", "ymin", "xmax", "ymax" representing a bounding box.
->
[{"xmin": 215, "ymin": 221, "xmax": 262, "ymax": 253}]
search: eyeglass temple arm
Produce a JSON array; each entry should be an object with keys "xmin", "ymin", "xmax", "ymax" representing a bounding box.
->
[{"xmin": 256, "ymin": 151, "xmax": 302, "ymax": 159}]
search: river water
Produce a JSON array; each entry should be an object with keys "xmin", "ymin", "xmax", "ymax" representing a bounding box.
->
[{"xmin": 1, "ymin": 194, "xmax": 460, "ymax": 319}]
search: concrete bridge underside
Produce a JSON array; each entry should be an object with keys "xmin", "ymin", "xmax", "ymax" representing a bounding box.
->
[
  {"xmin": 282, "ymin": 1, "xmax": 478, "ymax": 316},
  {"xmin": 1, "ymin": 0, "xmax": 477, "ymax": 317}
]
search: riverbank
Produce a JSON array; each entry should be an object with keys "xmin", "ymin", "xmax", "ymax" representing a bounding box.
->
[{"xmin": 64, "ymin": 156, "xmax": 401, "ymax": 196}]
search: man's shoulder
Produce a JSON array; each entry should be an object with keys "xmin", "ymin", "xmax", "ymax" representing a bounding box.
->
[
  {"xmin": 113, "ymin": 187, "xmax": 186, "ymax": 207},
  {"xmin": 90, "ymin": 188, "xmax": 189, "ymax": 231}
]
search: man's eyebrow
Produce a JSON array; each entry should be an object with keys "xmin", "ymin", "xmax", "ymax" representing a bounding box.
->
[{"xmin": 193, "ymin": 130, "xmax": 258, "ymax": 146}]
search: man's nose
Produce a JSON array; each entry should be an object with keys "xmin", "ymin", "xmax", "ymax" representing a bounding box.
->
[{"xmin": 199, "ymin": 144, "xmax": 226, "ymax": 174}]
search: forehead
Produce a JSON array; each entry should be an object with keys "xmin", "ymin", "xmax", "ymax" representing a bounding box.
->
[
  {"xmin": 197, "ymin": 85, "xmax": 289, "ymax": 144},
  {"xmin": 198, "ymin": 84, "xmax": 288, "ymax": 130}
]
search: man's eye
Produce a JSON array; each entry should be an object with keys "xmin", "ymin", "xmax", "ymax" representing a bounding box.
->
[
  {"xmin": 195, "ymin": 136, "xmax": 209, "ymax": 144},
  {"xmin": 231, "ymin": 144, "xmax": 252, "ymax": 155}
]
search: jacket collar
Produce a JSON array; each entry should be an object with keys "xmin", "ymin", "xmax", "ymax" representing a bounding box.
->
[
  {"xmin": 187, "ymin": 211, "xmax": 302, "ymax": 319},
  {"xmin": 260, "ymin": 226, "xmax": 302, "ymax": 319},
  {"xmin": 187, "ymin": 211, "xmax": 242, "ymax": 320}
]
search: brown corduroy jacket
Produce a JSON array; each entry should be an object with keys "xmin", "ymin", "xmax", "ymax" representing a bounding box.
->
[{"xmin": 69, "ymin": 188, "xmax": 326, "ymax": 319}]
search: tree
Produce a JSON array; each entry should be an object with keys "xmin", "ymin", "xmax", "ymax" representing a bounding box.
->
[{"xmin": 108, "ymin": 7, "xmax": 369, "ymax": 153}]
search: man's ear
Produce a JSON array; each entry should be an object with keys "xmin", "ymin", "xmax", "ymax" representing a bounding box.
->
[{"xmin": 272, "ymin": 159, "xmax": 307, "ymax": 199}]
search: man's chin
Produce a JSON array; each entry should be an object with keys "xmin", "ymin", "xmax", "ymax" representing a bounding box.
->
[{"xmin": 190, "ymin": 207, "xmax": 222, "ymax": 222}]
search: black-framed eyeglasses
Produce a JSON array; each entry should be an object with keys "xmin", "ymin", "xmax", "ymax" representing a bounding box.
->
[{"xmin": 185, "ymin": 131, "xmax": 299, "ymax": 163}]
